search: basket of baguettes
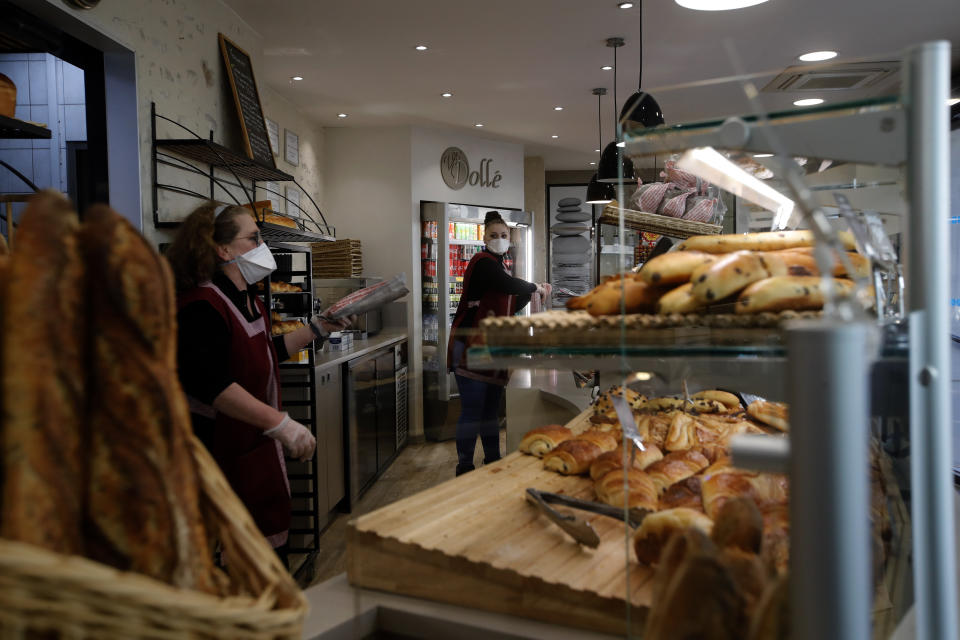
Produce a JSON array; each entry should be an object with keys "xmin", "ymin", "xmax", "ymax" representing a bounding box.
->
[
  {"xmin": 518, "ymin": 386, "xmax": 892, "ymax": 639},
  {"xmin": 0, "ymin": 192, "xmax": 306, "ymax": 638},
  {"xmin": 481, "ymin": 229, "xmax": 873, "ymax": 347}
]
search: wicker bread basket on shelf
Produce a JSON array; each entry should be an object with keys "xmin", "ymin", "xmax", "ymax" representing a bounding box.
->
[{"xmin": 0, "ymin": 437, "xmax": 307, "ymax": 640}]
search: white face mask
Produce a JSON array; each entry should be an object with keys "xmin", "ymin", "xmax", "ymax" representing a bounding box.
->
[
  {"xmin": 226, "ymin": 242, "xmax": 277, "ymax": 284},
  {"xmin": 486, "ymin": 238, "xmax": 510, "ymax": 255}
]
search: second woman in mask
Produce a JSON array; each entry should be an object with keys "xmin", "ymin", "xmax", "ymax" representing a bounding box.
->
[{"xmin": 447, "ymin": 210, "xmax": 551, "ymax": 476}]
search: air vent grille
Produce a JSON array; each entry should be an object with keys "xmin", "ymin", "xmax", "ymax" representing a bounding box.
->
[{"xmin": 763, "ymin": 61, "xmax": 899, "ymax": 93}]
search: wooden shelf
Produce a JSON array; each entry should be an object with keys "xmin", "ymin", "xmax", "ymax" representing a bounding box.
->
[{"xmin": 0, "ymin": 114, "xmax": 52, "ymax": 139}]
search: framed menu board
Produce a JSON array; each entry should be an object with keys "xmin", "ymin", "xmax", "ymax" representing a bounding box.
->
[{"xmin": 218, "ymin": 33, "xmax": 276, "ymax": 168}]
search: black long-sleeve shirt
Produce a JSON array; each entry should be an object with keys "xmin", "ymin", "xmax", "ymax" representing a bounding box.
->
[
  {"xmin": 177, "ymin": 272, "xmax": 289, "ymax": 407},
  {"xmin": 459, "ymin": 253, "xmax": 536, "ymax": 329}
]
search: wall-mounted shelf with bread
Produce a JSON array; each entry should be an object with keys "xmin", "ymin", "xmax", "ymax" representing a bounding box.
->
[
  {"xmin": 149, "ymin": 103, "xmax": 335, "ymax": 243},
  {"xmin": 0, "ymin": 114, "xmax": 52, "ymax": 140}
]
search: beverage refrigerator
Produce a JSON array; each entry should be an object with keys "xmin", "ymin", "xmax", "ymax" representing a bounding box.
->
[{"xmin": 419, "ymin": 202, "xmax": 533, "ymax": 440}]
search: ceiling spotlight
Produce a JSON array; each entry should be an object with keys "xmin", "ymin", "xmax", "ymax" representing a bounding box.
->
[
  {"xmin": 554, "ymin": 106, "xmax": 564, "ymax": 111},
  {"xmin": 793, "ymin": 98, "xmax": 824, "ymax": 106},
  {"xmin": 616, "ymin": 141, "xmax": 625, "ymax": 148},
  {"xmin": 291, "ymin": 76, "xmax": 303, "ymax": 81},
  {"xmin": 590, "ymin": 161, "xmax": 597, "ymax": 165},
  {"xmin": 474, "ymin": 123, "xmax": 484, "ymax": 127},
  {"xmin": 798, "ymin": 50, "xmax": 838, "ymax": 62},
  {"xmin": 415, "ymin": 45, "xmax": 428, "ymax": 51},
  {"xmin": 602, "ymin": 65, "xmax": 613, "ymax": 71},
  {"xmin": 337, "ymin": 113, "xmax": 348, "ymax": 118},
  {"xmin": 753, "ymin": 153, "xmax": 774, "ymax": 158},
  {"xmin": 441, "ymin": 92, "xmax": 453, "ymax": 97},
  {"xmin": 675, "ymin": 0, "xmax": 768, "ymax": 9},
  {"xmin": 618, "ymin": 2, "xmax": 635, "ymax": 7},
  {"xmin": 551, "ymin": 135, "xmax": 559, "ymax": 138},
  {"xmin": 595, "ymin": 149, "xmax": 601, "ymax": 152}
]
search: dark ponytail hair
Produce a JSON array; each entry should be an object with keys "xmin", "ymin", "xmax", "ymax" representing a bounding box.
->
[
  {"xmin": 484, "ymin": 210, "xmax": 506, "ymax": 227},
  {"xmin": 165, "ymin": 202, "xmax": 251, "ymax": 292}
]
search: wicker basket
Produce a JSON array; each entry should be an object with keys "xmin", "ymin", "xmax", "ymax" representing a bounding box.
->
[{"xmin": 0, "ymin": 436, "xmax": 307, "ymax": 639}]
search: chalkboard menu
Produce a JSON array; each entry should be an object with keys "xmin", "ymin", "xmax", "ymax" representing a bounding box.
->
[{"xmin": 218, "ymin": 33, "xmax": 275, "ymax": 168}]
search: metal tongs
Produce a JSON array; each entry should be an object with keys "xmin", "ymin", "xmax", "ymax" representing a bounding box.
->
[{"xmin": 525, "ymin": 489, "xmax": 650, "ymax": 548}]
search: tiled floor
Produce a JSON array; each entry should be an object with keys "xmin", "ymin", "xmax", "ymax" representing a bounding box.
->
[{"xmin": 299, "ymin": 431, "xmax": 506, "ymax": 588}]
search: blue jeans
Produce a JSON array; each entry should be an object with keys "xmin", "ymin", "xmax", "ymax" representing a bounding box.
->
[{"xmin": 451, "ymin": 341, "xmax": 503, "ymax": 471}]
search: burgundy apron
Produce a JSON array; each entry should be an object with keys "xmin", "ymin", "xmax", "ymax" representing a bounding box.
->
[
  {"xmin": 447, "ymin": 251, "xmax": 515, "ymax": 386},
  {"xmin": 178, "ymin": 282, "xmax": 291, "ymax": 546}
]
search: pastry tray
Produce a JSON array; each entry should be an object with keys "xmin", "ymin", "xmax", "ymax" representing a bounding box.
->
[{"xmin": 599, "ymin": 204, "xmax": 722, "ymax": 239}]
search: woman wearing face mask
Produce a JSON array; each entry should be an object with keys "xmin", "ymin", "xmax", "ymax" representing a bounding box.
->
[
  {"xmin": 166, "ymin": 202, "xmax": 349, "ymax": 562},
  {"xmin": 447, "ymin": 211, "xmax": 551, "ymax": 476}
]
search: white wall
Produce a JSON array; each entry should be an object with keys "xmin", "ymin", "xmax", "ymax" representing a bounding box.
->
[{"xmin": 28, "ymin": 0, "xmax": 325, "ymax": 245}]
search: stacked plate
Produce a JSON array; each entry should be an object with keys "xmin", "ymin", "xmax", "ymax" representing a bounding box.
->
[{"xmin": 551, "ymin": 197, "xmax": 592, "ymax": 307}]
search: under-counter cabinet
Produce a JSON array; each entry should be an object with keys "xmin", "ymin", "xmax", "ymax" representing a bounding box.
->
[{"xmin": 315, "ymin": 363, "xmax": 345, "ymax": 514}]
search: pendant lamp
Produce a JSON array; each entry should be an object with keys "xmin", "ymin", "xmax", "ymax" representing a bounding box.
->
[
  {"xmin": 619, "ymin": 1, "xmax": 665, "ymax": 130},
  {"xmin": 586, "ymin": 87, "xmax": 615, "ymax": 204},
  {"xmin": 597, "ymin": 37, "xmax": 635, "ymax": 184}
]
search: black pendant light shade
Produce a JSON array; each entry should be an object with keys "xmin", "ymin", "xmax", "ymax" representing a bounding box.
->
[
  {"xmin": 586, "ymin": 172, "xmax": 615, "ymax": 204},
  {"xmin": 619, "ymin": 91, "xmax": 664, "ymax": 131},
  {"xmin": 597, "ymin": 140, "xmax": 635, "ymax": 184}
]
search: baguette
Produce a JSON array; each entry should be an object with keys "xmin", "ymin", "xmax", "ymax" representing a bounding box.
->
[
  {"xmin": 736, "ymin": 276, "xmax": 855, "ymax": 314},
  {"xmin": 638, "ymin": 250, "xmax": 716, "ymax": 285},
  {"xmin": 585, "ymin": 278, "xmax": 663, "ymax": 316},
  {"xmin": 677, "ymin": 229, "xmax": 857, "ymax": 253},
  {"xmin": 81, "ymin": 205, "xmax": 221, "ymax": 593},
  {"xmin": 1, "ymin": 191, "xmax": 86, "ymax": 555},
  {"xmin": 655, "ymin": 282, "xmax": 704, "ymax": 314},
  {"xmin": 690, "ymin": 251, "xmax": 787, "ymax": 303},
  {"xmin": 518, "ymin": 424, "xmax": 573, "ymax": 457},
  {"xmin": 770, "ymin": 247, "xmax": 871, "ymax": 279},
  {"xmin": 595, "ymin": 468, "xmax": 658, "ymax": 511}
]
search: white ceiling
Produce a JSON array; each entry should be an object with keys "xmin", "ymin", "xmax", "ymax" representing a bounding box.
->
[{"xmin": 222, "ymin": 0, "xmax": 960, "ymax": 171}]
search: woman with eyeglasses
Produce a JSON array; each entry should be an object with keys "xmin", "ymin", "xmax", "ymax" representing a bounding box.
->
[
  {"xmin": 166, "ymin": 202, "xmax": 349, "ymax": 563},
  {"xmin": 447, "ymin": 210, "xmax": 551, "ymax": 476}
]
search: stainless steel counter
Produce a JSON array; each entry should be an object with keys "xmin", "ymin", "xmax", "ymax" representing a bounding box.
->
[{"xmin": 313, "ymin": 329, "xmax": 407, "ymax": 370}]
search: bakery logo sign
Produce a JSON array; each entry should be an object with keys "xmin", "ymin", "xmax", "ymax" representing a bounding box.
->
[{"xmin": 440, "ymin": 147, "xmax": 502, "ymax": 191}]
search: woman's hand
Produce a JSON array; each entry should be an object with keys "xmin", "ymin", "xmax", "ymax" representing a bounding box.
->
[
  {"xmin": 536, "ymin": 283, "xmax": 552, "ymax": 298},
  {"xmin": 264, "ymin": 414, "xmax": 316, "ymax": 461},
  {"xmin": 310, "ymin": 314, "xmax": 355, "ymax": 335}
]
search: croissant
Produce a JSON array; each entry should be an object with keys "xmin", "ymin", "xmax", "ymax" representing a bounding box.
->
[
  {"xmin": 748, "ymin": 574, "xmax": 790, "ymax": 640},
  {"xmin": 589, "ymin": 443, "xmax": 663, "ymax": 481},
  {"xmin": 633, "ymin": 507, "xmax": 714, "ymax": 565},
  {"xmin": 702, "ymin": 470, "xmax": 789, "ymax": 519},
  {"xmin": 594, "ymin": 468, "xmax": 658, "ymax": 511},
  {"xmin": 518, "ymin": 424, "xmax": 573, "ymax": 457},
  {"xmin": 659, "ymin": 476, "xmax": 703, "ymax": 511},
  {"xmin": 719, "ymin": 547, "xmax": 769, "ymax": 619},
  {"xmin": 747, "ymin": 400, "xmax": 789, "ymax": 432},
  {"xmin": 542, "ymin": 430, "xmax": 617, "ymax": 475},
  {"xmin": 645, "ymin": 448, "xmax": 710, "ymax": 494}
]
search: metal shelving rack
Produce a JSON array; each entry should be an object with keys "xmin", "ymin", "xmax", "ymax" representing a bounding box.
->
[
  {"xmin": 149, "ymin": 102, "xmax": 335, "ymax": 242},
  {"xmin": 469, "ymin": 41, "xmax": 955, "ymax": 640}
]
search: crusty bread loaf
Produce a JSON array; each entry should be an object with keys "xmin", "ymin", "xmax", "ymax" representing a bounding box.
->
[
  {"xmin": 263, "ymin": 213, "xmax": 297, "ymax": 228},
  {"xmin": 736, "ymin": 276, "xmax": 855, "ymax": 314},
  {"xmin": 589, "ymin": 443, "xmax": 663, "ymax": 480},
  {"xmin": 1, "ymin": 191, "xmax": 86, "ymax": 555},
  {"xmin": 518, "ymin": 424, "xmax": 573, "ymax": 457},
  {"xmin": 638, "ymin": 250, "xmax": 716, "ymax": 285},
  {"xmin": 692, "ymin": 390, "xmax": 741, "ymax": 411},
  {"xmin": 594, "ymin": 468, "xmax": 658, "ymax": 511},
  {"xmin": 769, "ymin": 247, "xmax": 870, "ymax": 280},
  {"xmin": 677, "ymin": 229, "xmax": 857, "ymax": 253},
  {"xmin": 690, "ymin": 251, "xmax": 787, "ymax": 304},
  {"xmin": 655, "ymin": 282, "xmax": 704, "ymax": 314},
  {"xmin": 747, "ymin": 400, "xmax": 789, "ymax": 432},
  {"xmin": 585, "ymin": 278, "xmax": 663, "ymax": 316},
  {"xmin": 80, "ymin": 205, "xmax": 221, "ymax": 594},
  {"xmin": 645, "ymin": 448, "xmax": 710, "ymax": 494},
  {"xmin": 633, "ymin": 507, "xmax": 714, "ymax": 564},
  {"xmin": 0, "ymin": 232, "xmax": 7, "ymax": 255}
]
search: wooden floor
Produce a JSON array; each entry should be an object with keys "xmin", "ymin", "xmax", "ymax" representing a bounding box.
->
[{"xmin": 298, "ymin": 431, "xmax": 507, "ymax": 588}]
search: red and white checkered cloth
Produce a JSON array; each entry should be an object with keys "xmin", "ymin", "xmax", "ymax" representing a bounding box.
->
[
  {"xmin": 683, "ymin": 196, "xmax": 718, "ymax": 223},
  {"xmin": 631, "ymin": 181, "xmax": 675, "ymax": 213},
  {"xmin": 660, "ymin": 189, "xmax": 696, "ymax": 218}
]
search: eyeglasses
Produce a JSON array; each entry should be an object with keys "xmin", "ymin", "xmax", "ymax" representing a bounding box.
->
[{"xmin": 239, "ymin": 231, "xmax": 263, "ymax": 246}]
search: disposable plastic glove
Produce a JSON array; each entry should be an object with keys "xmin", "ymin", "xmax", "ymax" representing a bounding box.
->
[{"xmin": 264, "ymin": 413, "xmax": 316, "ymax": 461}]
